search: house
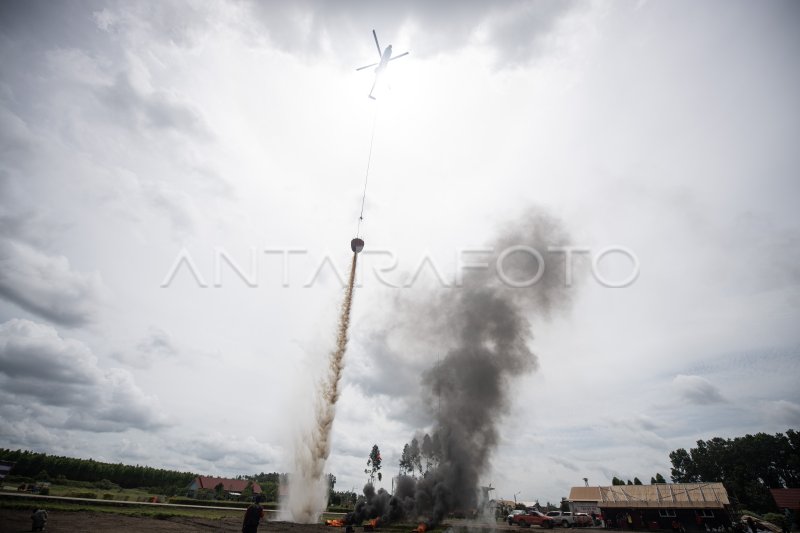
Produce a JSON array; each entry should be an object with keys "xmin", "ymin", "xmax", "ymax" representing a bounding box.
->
[
  {"xmin": 187, "ymin": 476, "xmax": 262, "ymax": 498},
  {"xmin": 770, "ymin": 488, "xmax": 800, "ymax": 513},
  {"xmin": 568, "ymin": 483, "xmax": 732, "ymax": 530}
]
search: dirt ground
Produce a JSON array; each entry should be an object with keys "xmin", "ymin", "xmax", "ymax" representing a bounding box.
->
[
  {"xmin": 0, "ymin": 508, "xmax": 524, "ymax": 533},
  {"xmin": 0, "ymin": 509, "xmax": 337, "ymax": 533}
]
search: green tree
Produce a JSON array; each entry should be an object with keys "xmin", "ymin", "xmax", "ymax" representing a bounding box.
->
[
  {"xmin": 627, "ymin": 480, "xmax": 633, "ymax": 485},
  {"xmin": 399, "ymin": 444, "xmax": 412, "ymax": 475},
  {"xmin": 634, "ymin": 477, "xmax": 643, "ymax": 485},
  {"xmin": 240, "ymin": 481, "xmax": 253, "ymax": 502},
  {"xmin": 612, "ymin": 477, "xmax": 622, "ymax": 486},
  {"xmin": 669, "ymin": 430, "xmax": 800, "ymax": 513},
  {"xmin": 214, "ymin": 482, "xmax": 225, "ymax": 500},
  {"xmin": 409, "ymin": 438, "xmax": 422, "ymax": 477},
  {"xmin": 421, "ymin": 434, "xmax": 434, "ymax": 474},
  {"xmin": 365, "ymin": 444, "xmax": 382, "ymax": 484},
  {"xmin": 654, "ymin": 473, "xmax": 667, "ymax": 484}
]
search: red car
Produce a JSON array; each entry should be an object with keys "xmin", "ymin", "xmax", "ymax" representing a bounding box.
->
[{"xmin": 515, "ymin": 510, "xmax": 556, "ymax": 528}]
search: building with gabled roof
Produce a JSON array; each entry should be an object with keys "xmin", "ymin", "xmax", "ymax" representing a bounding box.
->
[
  {"xmin": 568, "ymin": 483, "xmax": 732, "ymax": 530},
  {"xmin": 770, "ymin": 488, "xmax": 800, "ymax": 512}
]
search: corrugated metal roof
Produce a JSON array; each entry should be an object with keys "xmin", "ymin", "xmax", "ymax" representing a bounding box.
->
[
  {"xmin": 770, "ymin": 488, "xmax": 800, "ymax": 510},
  {"xmin": 570, "ymin": 487, "xmax": 601, "ymax": 501},
  {"xmin": 569, "ymin": 483, "xmax": 729, "ymax": 509}
]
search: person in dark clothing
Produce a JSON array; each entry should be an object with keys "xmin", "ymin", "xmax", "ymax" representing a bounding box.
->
[
  {"xmin": 31, "ymin": 507, "xmax": 48, "ymax": 531},
  {"xmin": 242, "ymin": 495, "xmax": 265, "ymax": 533}
]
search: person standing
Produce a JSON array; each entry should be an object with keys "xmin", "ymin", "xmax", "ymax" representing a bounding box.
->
[
  {"xmin": 242, "ymin": 495, "xmax": 265, "ymax": 533},
  {"xmin": 31, "ymin": 507, "xmax": 48, "ymax": 531}
]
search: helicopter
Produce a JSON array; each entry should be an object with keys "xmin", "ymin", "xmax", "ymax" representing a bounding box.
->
[{"xmin": 356, "ymin": 30, "xmax": 409, "ymax": 99}]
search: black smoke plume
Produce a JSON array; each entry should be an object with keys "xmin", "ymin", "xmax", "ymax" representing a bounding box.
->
[{"xmin": 352, "ymin": 209, "xmax": 579, "ymax": 524}]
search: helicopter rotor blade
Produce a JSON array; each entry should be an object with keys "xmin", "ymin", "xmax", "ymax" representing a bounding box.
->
[
  {"xmin": 389, "ymin": 51, "xmax": 409, "ymax": 61},
  {"xmin": 356, "ymin": 62, "xmax": 380, "ymax": 71},
  {"xmin": 372, "ymin": 30, "xmax": 382, "ymax": 57}
]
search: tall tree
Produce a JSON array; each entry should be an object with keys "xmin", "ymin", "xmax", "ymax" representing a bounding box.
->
[
  {"xmin": 654, "ymin": 473, "xmax": 667, "ymax": 484},
  {"xmin": 399, "ymin": 444, "xmax": 411, "ymax": 476},
  {"xmin": 409, "ymin": 438, "xmax": 422, "ymax": 477},
  {"xmin": 633, "ymin": 477, "xmax": 643, "ymax": 485},
  {"xmin": 669, "ymin": 430, "xmax": 800, "ymax": 513},
  {"xmin": 421, "ymin": 434, "xmax": 434, "ymax": 475},
  {"xmin": 365, "ymin": 444, "xmax": 382, "ymax": 484}
]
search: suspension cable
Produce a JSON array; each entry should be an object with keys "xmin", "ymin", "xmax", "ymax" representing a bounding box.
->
[{"xmin": 356, "ymin": 105, "xmax": 379, "ymax": 238}]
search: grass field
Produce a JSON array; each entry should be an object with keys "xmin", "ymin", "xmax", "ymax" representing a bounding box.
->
[
  {"xmin": 0, "ymin": 492, "xmax": 358, "ymax": 523},
  {"xmin": 0, "ymin": 494, "xmax": 243, "ymax": 520}
]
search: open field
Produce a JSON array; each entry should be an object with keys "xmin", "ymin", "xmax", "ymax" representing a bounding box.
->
[
  {"xmin": 0, "ymin": 494, "xmax": 522, "ymax": 533},
  {"xmin": 0, "ymin": 509, "xmax": 505, "ymax": 533},
  {"xmin": 0, "ymin": 509, "xmax": 299, "ymax": 532}
]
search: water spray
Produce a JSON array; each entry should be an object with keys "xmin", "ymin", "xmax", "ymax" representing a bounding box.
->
[{"xmin": 283, "ymin": 46, "xmax": 386, "ymax": 523}]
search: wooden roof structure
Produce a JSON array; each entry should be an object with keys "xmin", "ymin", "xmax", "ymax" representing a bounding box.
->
[{"xmin": 569, "ymin": 483, "xmax": 730, "ymax": 509}]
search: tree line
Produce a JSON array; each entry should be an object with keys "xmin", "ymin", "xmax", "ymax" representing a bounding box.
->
[
  {"xmin": 611, "ymin": 473, "xmax": 668, "ymax": 486},
  {"xmin": 669, "ymin": 429, "xmax": 799, "ymax": 513},
  {"xmin": 0, "ymin": 448, "xmax": 195, "ymax": 490},
  {"xmin": 604, "ymin": 430, "xmax": 798, "ymax": 514}
]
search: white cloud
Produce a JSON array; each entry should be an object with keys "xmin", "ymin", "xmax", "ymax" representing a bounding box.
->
[
  {"xmin": 759, "ymin": 400, "xmax": 800, "ymax": 427},
  {"xmin": 672, "ymin": 375, "xmax": 727, "ymax": 406},
  {"xmin": 112, "ymin": 326, "xmax": 178, "ymax": 368},
  {"xmin": 0, "ymin": 319, "xmax": 168, "ymax": 432},
  {"xmin": 0, "ymin": 239, "xmax": 107, "ymax": 327},
  {"xmin": 169, "ymin": 431, "xmax": 283, "ymax": 474}
]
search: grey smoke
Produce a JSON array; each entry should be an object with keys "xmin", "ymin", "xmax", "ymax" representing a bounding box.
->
[{"xmin": 355, "ymin": 208, "xmax": 579, "ymax": 523}]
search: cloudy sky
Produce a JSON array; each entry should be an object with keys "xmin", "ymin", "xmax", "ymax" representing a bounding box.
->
[{"xmin": 1, "ymin": 0, "xmax": 798, "ymax": 505}]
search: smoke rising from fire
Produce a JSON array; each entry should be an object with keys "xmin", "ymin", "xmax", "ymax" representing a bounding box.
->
[
  {"xmin": 283, "ymin": 253, "xmax": 359, "ymax": 523},
  {"xmin": 354, "ymin": 209, "xmax": 579, "ymax": 523}
]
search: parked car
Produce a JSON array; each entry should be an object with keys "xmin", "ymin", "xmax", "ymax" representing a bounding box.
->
[
  {"xmin": 546, "ymin": 511, "xmax": 575, "ymax": 528},
  {"xmin": 545, "ymin": 511, "xmax": 593, "ymax": 528},
  {"xmin": 573, "ymin": 513, "xmax": 592, "ymax": 527},
  {"xmin": 516, "ymin": 510, "xmax": 556, "ymax": 528},
  {"xmin": 508, "ymin": 510, "xmax": 527, "ymax": 525}
]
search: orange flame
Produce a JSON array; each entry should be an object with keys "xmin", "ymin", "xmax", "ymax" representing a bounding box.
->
[
  {"xmin": 326, "ymin": 519, "xmax": 346, "ymax": 527},
  {"xmin": 416, "ymin": 523, "xmax": 428, "ymax": 533},
  {"xmin": 369, "ymin": 519, "xmax": 380, "ymax": 528}
]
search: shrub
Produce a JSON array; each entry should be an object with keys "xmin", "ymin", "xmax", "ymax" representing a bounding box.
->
[
  {"xmin": 762, "ymin": 514, "xmax": 785, "ymax": 529},
  {"xmin": 66, "ymin": 491, "xmax": 98, "ymax": 499},
  {"xmin": 38, "ymin": 487, "xmax": 50, "ymax": 496},
  {"xmin": 6, "ymin": 475, "xmax": 34, "ymax": 484},
  {"xmin": 94, "ymin": 479, "xmax": 119, "ymax": 490},
  {"xmin": 102, "ymin": 493, "xmax": 115, "ymax": 500}
]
